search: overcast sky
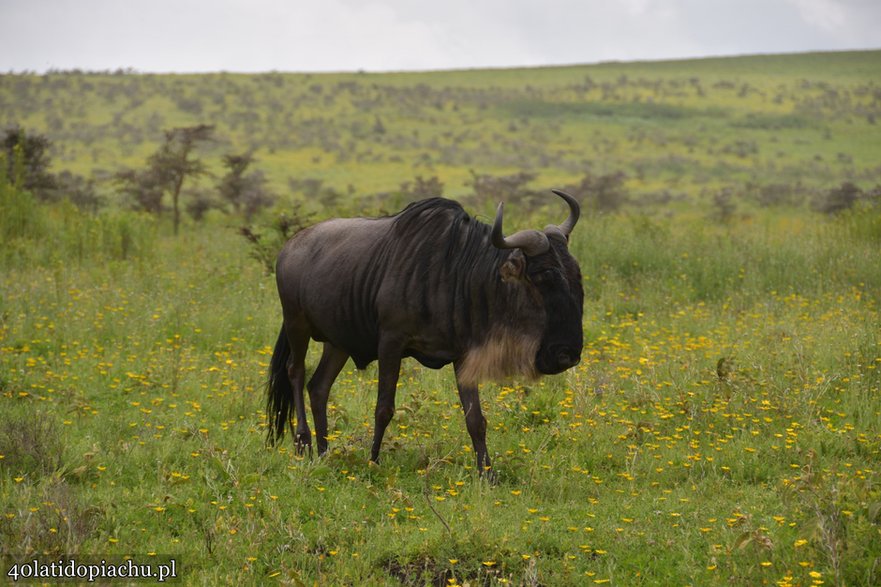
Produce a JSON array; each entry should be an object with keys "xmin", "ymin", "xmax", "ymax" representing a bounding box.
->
[{"xmin": 1, "ymin": 0, "xmax": 879, "ymax": 73}]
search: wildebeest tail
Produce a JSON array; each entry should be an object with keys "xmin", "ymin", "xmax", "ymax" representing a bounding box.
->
[{"xmin": 266, "ymin": 326, "xmax": 293, "ymax": 445}]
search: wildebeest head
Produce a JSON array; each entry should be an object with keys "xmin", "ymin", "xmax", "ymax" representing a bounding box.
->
[{"xmin": 492, "ymin": 190, "xmax": 584, "ymax": 375}]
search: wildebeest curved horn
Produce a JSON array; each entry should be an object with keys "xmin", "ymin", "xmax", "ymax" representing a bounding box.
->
[
  {"xmin": 551, "ymin": 189, "xmax": 580, "ymax": 237},
  {"xmin": 491, "ymin": 202, "xmax": 550, "ymax": 256}
]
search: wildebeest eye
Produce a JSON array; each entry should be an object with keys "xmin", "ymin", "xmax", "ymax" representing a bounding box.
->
[{"xmin": 531, "ymin": 268, "xmax": 557, "ymax": 284}]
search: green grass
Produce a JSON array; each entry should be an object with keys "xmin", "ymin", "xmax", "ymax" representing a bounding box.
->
[
  {"xmin": 2, "ymin": 51, "xmax": 881, "ymax": 585},
  {"xmin": 1, "ymin": 192, "xmax": 880, "ymax": 585}
]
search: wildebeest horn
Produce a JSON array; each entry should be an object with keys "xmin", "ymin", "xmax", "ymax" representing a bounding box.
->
[
  {"xmin": 491, "ymin": 202, "xmax": 550, "ymax": 256},
  {"xmin": 551, "ymin": 189, "xmax": 580, "ymax": 237}
]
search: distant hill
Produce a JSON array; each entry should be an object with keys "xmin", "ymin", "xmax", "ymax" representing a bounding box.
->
[{"xmin": 2, "ymin": 50, "xmax": 879, "ymax": 210}]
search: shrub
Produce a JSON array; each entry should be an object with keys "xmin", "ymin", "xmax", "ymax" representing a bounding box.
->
[
  {"xmin": 0, "ymin": 411, "xmax": 62, "ymax": 478},
  {"xmin": 240, "ymin": 208, "xmax": 315, "ymax": 274},
  {"xmin": 814, "ymin": 181, "xmax": 862, "ymax": 214},
  {"xmin": 564, "ymin": 171, "xmax": 629, "ymax": 213}
]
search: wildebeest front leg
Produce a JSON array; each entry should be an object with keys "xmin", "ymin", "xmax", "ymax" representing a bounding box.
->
[
  {"xmin": 370, "ymin": 348, "xmax": 402, "ymax": 463},
  {"xmin": 454, "ymin": 367, "xmax": 492, "ymax": 476},
  {"xmin": 307, "ymin": 343, "xmax": 349, "ymax": 456}
]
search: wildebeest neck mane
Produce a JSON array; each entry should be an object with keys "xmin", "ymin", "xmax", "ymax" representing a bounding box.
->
[
  {"xmin": 383, "ymin": 197, "xmax": 515, "ymax": 348},
  {"xmin": 389, "ymin": 197, "xmax": 502, "ymax": 277}
]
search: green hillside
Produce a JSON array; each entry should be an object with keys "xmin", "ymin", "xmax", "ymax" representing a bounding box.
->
[{"xmin": 2, "ymin": 50, "xmax": 880, "ymax": 209}]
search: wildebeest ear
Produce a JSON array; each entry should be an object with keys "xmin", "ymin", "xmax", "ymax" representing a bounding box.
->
[
  {"xmin": 500, "ymin": 250, "xmax": 526, "ymax": 283},
  {"xmin": 544, "ymin": 225, "xmax": 569, "ymax": 244}
]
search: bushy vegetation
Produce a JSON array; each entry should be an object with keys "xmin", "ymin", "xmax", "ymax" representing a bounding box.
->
[{"xmin": 1, "ymin": 52, "xmax": 880, "ymax": 585}]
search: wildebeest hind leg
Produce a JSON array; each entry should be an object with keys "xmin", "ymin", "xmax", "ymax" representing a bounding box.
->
[
  {"xmin": 284, "ymin": 322, "xmax": 312, "ymax": 457},
  {"xmin": 307, "ymin": 343, "xmax": 349, "ymax": 456}
]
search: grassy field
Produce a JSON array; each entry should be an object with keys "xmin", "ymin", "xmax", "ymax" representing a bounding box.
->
[{"xmin": 2, "ymin": 51, "xmax": 881, "ymax": 586}]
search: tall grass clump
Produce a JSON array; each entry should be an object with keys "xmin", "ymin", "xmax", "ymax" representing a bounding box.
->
[
  {"xmin": 47, "ymin": 202, "xmax": 156, "ymax": 264},
  {"xmin": 0, "ymin": 157, "xmax": 155, "ymax": 268},
  {"xmin": 840, "ymin": 202, "xmax": 881, "ymax": 243},
  {"xmin": 0, "ymin": 152, "xmax": 45, "ymax": 258},
  {"xmin": 573, "ymin": 211, "xmax": 881, "ymax": 315}
]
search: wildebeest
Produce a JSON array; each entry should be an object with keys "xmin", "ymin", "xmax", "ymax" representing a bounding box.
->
[{"xmin": 266, "ymin": 190, "xmax": 584, "ymax": 474}]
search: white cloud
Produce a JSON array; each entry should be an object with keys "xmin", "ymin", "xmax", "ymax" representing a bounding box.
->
[
  {"xmin": 784, "ymin": 0, "xmax": 848, "ymax": 32},
  {"xmin": 0, "ymin": 0, "xmax": 878, "ymax": 72}
]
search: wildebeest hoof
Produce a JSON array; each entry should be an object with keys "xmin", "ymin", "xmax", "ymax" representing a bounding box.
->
[{"xmin": 294, "ymin": 434, "xmax": 313, "ymax": 458}]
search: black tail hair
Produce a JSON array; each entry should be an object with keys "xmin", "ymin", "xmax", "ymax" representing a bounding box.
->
[{"xmin": 266, "ymin": 326, "xmax": 293, "ymax": 445}]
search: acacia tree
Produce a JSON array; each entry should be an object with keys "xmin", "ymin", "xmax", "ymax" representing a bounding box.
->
[
  {"xmin": 149, "ymin": 125, "xmax": 214, "ymax": 235},
  {"xmin": 118, "ymin": 125, "xmax": 215, "ymax": 234}
]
